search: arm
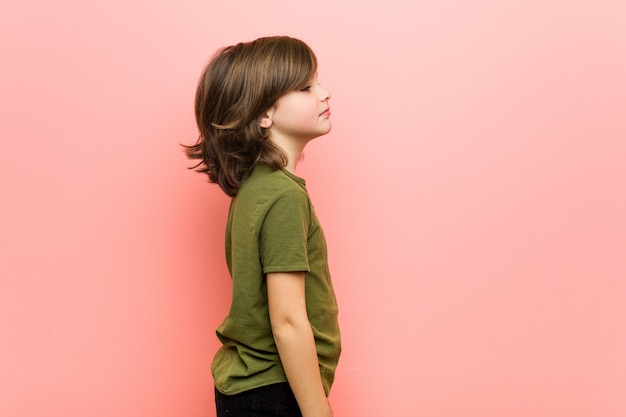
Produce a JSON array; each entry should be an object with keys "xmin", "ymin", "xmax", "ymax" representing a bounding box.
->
[{"xmin": 267, "ymin": 271, "xmax": 332, "ymax": 417}]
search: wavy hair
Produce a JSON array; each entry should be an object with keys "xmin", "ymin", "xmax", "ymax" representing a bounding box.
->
[{"xmin": 183, "ymin": 36, "xmax": 318, "ymax": 197}]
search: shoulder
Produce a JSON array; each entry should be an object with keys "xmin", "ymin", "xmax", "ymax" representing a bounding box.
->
[{"xmin": 239, "ymin": 164, "xmax": 308, "ymax": 203}]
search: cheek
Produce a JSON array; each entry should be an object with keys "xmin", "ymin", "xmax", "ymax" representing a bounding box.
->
[
  {"xmin": 293, "ymin": 101, "xmax": 320, "ymax": 123},
  {"xmin": 293, "ymin": 109, "xmax": 317, "ymax": 125},
  {"xmin": 275, "ymin": 97, "xmax": 319, "ymax": 127}
]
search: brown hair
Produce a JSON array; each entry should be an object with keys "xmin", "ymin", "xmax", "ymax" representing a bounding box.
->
[{"xmin": 183, "ymin": 36, "xmax": 318, "ymax": 197}]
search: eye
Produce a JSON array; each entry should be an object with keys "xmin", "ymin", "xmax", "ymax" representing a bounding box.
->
[{"xmin": 300, "ymin": 85, "xmax": 312, "ymax": 92}]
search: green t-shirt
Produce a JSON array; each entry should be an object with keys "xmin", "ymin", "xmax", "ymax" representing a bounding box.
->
[{"xmin": 211, "ymin": 163, "xmax": 341, "ymax": 395}]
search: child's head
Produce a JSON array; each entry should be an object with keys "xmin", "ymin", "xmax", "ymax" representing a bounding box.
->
[{"xmin": 186, "ymin": 36, "xmax": 318, "ymax": 197}]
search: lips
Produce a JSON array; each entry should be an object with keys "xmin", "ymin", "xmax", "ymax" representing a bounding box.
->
[{"xmin": 320, "ymin": 107, "xmax": 331, "ymax": 116}]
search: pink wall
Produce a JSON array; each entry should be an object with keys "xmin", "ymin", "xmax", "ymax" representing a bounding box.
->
[{"xmin": 1, "ymin": 1, "xmax": 625, "ymax": 416}]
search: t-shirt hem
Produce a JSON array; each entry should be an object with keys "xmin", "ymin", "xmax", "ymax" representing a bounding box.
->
[{"xmin": 214, "ymin": 376, "xmax": 289, "ymax": 395}]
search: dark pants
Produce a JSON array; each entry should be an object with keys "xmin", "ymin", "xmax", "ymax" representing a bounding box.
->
[{"xmin": 215, "ymin": 382, "xmax": 302, "ymax": 417}]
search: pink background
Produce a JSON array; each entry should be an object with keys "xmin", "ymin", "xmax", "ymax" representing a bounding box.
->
[{"xmin": 1, "ymin": 1, "xmax": 625, "ymax": 416}]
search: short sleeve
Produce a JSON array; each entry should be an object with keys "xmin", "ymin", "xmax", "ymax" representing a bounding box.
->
[{"xmin": 259, "ymin": 189, "xmax": 310, "ymax": 273}]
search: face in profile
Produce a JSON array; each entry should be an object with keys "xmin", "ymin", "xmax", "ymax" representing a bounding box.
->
[{"xmin": 262, "ymin": 73, "xmax": 332, "ymax": 142}]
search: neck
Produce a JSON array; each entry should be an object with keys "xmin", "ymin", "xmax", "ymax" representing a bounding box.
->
[{"xmin": 270, "ymin": 134, "xmax": 309, "ymax": 173}]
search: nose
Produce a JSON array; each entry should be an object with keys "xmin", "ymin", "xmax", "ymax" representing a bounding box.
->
[{"xmin": 320, "ymin": 85, "xmax": 331, "ymax": 101}]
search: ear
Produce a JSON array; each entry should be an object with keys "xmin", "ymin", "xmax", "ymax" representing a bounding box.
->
[{"xmin": 259, "ymin": 107, "xmax": 275, "ymax": 129}]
